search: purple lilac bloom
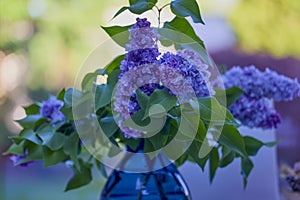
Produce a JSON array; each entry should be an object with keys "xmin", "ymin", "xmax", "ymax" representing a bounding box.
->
[
  {"xmin": 223, "ymin": 66, "xmax": 300, "ymax": 101},
  {"xmin": 40, "ymin": 97, "xmax": 65, "ymax": 123},
  {"xmin": 115, "ymin": 18, "xmax": 161, "ymax": 137},
  {"xmin": 223, "ymin": 65, "xmax": 300, "ymax": 129},
  {"xmin": 119, "ymin": 18, "xmax": 160, "ymax": 78},
  {"xmin": 263, "ymin": 68, "xmax": 300, "ymax": 101},
  {"xmin": 159, "ymin": 52, "xmax": 210, "ymax": 98},
  {"xmin": 177, "ymin": 49, "xmax": 215, "ymax": 95},
  {"xmin": 114, "ymin": 18, "xmax": 212, "ymax": 138},
  {"xmin": 229, "ymin": 97, "xmax": 281, "ymax": 129},
  {"xmin": 125, "ymin": 18, "xmax": 158, "ymax": 51},
  {"xmin": 10, "ymin": 150, "xmax": 33, "ymax": 167}
]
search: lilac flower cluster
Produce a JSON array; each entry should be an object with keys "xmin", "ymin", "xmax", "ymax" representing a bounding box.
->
[
  {"xmin": 114, "ymin": 18, "xmax": 213, "ymax": 138},
  {"xmin": 160, "ymin": 52, "xmax": 210, "ymax": 98},
  {"xmin": 119, "ymin": 18, "xmax": 160, "ymax": 77},
  {"xmin": 40, "ymin": 97, "xmax": 65, "ymax": 123},
  {"xmin": 125, "ymin": 18, "xmax": 158, "ymax": 51},
  {"xmin": 223, "ymin": 66, "xmax": 300, "ymax": 129},
  {"xmin": 223, "ymin": 66, "xmax": 300, "ymax": 101},
  {"xmin": 229, "ymin": 97, "xmax": 281, "ymax": 129}
]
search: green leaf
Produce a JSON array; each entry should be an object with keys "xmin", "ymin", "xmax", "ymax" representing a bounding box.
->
[
  {"xmin": 209, "ymin": 147, "xmax": 219, "ymax": 183},
  {"xmin": 107, "ymin": 68, "xmax": 120, "ymax": 85},
  {"xmin": 81, "ymin": 71, "xmax": 103, "ymax": 92},
  {"xmin": 45, "ymin": 132, "xmax": 66, "ymax": 151},
  {"xmin": 162, "ymin": 17, "xmax": 204, "ymax": 48},
  {"xmin": 101, "ymin": 25, "xmax": 132, "ymax": 47},
  {"xmin": 19, "ymin": 129, "xmax": 42, "ymax": 145},
  {"xmin": 175, "ymin": 152, "xmax": 188, "ymax": 167},
  {"xmin": 243, "ymin": 136, "xmax": 264, "ymax": 156},
  {"xmin": 143, "ymin": 89, "xmax": 177, "ymax": 119},
  {"xmin": 3, "ymin": 141, "xmax": 26, "ymax": 155},
  {"xmin": 17, "ymin": 143, "xmax": 44, "ymax": 165},
  {"xmin": 219, "ymin": 124, "xmax": 247, "ymax": 157},
  {"xmin": 37, "ymin": 126, "xmax": 55, "ymax": 144},
  {"xmin": 17, "ymin": 115, "xmax": 41, "ymax": 129},
  {"xmin": 196, "ymin": 97, "xmax": 239, "ymax": 126},
  {"xmin": 65, "ymin": 159, "xmax": 92, "ymax": 191},
  {"xmin": 124, "ymin": 138, "xmax": 141, "ymax": 152},
  {"xmin": 94, "ymin": 84, "xmax": 113, "ymax": 111},
  {"xmin": 112, "ymin": 6, "xmax": 129, "ymax": 19},
  {"xmin": 43, "ymin": 147, "xmax": 68, "ymax": 167},
  {"xmin": 264, "ymin": 141, "xmax": 278, "ymax": 147},
  {"xmin": 186, "ymin": 121, "xmax": 208, "ymax": 170},
  {"xmin": 105, "ymin": 55, "xmax": 125, "ymax": 74},
  {"xmin": 225, "ymin": 87, "xmax": 243, "ymax": 106},
  {"xmin": 57, "ymin": 88, "xmax": 66, "ymax": 101},
  {"xmin": 99, "ymin": 116, "xmax": 119, "ymax": 138},
  {"xmin": 136, "ymin": 89, "xmax": 149, "ymax": 110},
  {"xmin": 170, "ymin": 0, "xmax": 204, "ymax": 24},
  {"xmin": 94, "ymin": 69, "xmax": 120, "ymax": 111},
  {"xmin": 63, "ymin": 133, "xmax": 80, "ymax": 158},
  {"xmin": 95, "ymin": 159, "xmax": 108, "ymax": 178},
  {"xmin": 24, "ymin": 104, "xmax": 40, "ymax": 115},
  {"xmin": 129, "ymin": 0, "xmax": 157, "ymax": 14},
  {"xmin": 64, "ymin": 88, "xmax": 82, "ymax": 107},
  {"xmin": 63, "ymin": 133, "xmax": 80, "ymax": 170},
  {"xmin": 219, "ymin": 146, "xmax": 235, "ymax": 168},
  {"xmin": 144, "ymin": 133, "xmax": 169, "ymax": 152},
  {"xmin": 241, "ymin": 157, "xmax": 254, "ymax": 188}
]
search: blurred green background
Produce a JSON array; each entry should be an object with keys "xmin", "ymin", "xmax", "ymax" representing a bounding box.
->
[{"xmin": 1, "ymin": 0, "xmax": 300, "ymax": 199}]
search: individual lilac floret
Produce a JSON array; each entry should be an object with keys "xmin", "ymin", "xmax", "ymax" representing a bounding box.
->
[
  {"xmin": 40, "ymin": 97, "xmax": 65, "ymax": 123},
  {"xmin": 229, "ymin": 97, "xmax": 281, "ymax": 129},
  {"xmin": 160, "ymin": 52, "xmax": 210, "ymax": 98},
  {"xmin": 10, "ymin": 150, "xmax": 33, "ymax": 167}
]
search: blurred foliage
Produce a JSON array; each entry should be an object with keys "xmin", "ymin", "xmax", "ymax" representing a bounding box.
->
[
  {"xmin": 0, "ymin": 0, "xmax": 122, "ymax": 90},
  {"xmin": 229, "ymin": 0, "xmax": 300, "ymax": 58}
]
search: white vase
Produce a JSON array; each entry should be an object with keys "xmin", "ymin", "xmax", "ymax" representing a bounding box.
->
[{"xmin": 179, "ymin": 126, "xmax": 280, "ymax": 200}]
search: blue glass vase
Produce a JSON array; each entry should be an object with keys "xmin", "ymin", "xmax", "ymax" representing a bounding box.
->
[{"xmin": 100, "ymin": 151, "xmax": 191, "ymax": 200}]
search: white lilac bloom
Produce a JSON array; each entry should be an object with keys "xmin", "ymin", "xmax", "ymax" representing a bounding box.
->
[
  {"xmin": 223, "ymin": 66, "xmax": 300, "ymax": 129},
  {"xmin": 40, "ymin": 97, "xmax": 65, "ymax": 123}
]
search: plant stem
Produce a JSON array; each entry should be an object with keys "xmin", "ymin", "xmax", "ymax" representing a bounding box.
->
[
  {"xmin": 137, "ymin": 173, "xmax": 150, "ymax": 200},
  {"xmin": 154, "ymin": 174, "xmax": 167, "ymax": 199},
  {"xmin": 158, "ymin": 3, "xmax": 170, "ymax": 28}
]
